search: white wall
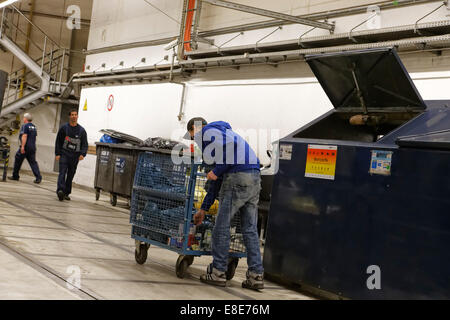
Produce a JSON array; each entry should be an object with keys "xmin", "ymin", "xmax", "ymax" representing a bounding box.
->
[
  {"xmin": 89, "ymin": 0, "xmax": 449, "ymax": 51},
  {"xmin": 72, "ymin": 0, "xmax": 450, "ymax": 188}
]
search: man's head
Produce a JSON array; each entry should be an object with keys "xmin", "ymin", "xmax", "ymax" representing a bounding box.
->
[
  {"xmin": 23, "ymin": 113, "xmax": 32, "ymax": 124},
  {"xmin": 69, "ymin": 109, "xmax": 79, "ymax": 126},
  {"xmin": 185, "ymin": 117, "xmax": 207, "ymax": 140}
]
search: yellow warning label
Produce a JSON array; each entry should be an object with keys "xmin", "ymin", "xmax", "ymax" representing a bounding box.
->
[
  {"xmin": 305, "ymin": 145, "xmax": 338, "ymax": 180},
  {"xmin": 83, "ymin": 99, "xmax": 88, "ymax": 111}
]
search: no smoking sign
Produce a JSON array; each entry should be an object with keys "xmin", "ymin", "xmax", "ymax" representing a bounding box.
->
[{"xmin": 107, "ymin": 94, "xmax": 114, "ymax": 111}]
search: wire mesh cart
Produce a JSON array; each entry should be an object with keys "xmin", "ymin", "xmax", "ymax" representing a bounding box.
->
[{"xmin": 130, "ymin": 151, "xmax": 247, "ymax": 279}]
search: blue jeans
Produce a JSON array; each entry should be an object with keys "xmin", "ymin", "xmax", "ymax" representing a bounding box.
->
[
  {"xmin": 212, "ymin": 170, "xmax": 264, "ymax": 274},
  {"xmin": 57, "ymin": 155, "xmax": 79, "ymax": 195}
]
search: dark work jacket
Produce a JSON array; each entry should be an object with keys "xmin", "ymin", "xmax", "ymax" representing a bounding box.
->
[
  {"xmin": 19, "ymin": 122, "xmax": 38, "ymax": 152},
  {"xmin": 55, "ymin": 123, "xmax": 88, "ymax": 158}
]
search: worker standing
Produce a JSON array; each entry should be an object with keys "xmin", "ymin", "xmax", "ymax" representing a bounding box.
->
[
  {"xmin": 185, "ymin": 117, "xmax": 264, "ymax": 290},
  {"xmin": 8, "ymin": 113, "xmax": 42, "ymax": 184},
  {"xmin": 54, "ymin": 109, "xmax": 88, "ymax": 201}
]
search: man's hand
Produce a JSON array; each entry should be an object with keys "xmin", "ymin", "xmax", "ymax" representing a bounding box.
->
[
  {"xmin": 207, "ymin": 171, "xmax": 218, "ymax": 181},
  {"xmin": 194, "ymin": 209, "xmax": 206, "ymax": 226},
  {"xmin": 20, "ymin": 147, "xmax": 25, "ymax": 154},
  {"xmin": 55, "ymin": 156, "xmax": 60, "ymax": 161},
  {"xmin": 79, "ymin": 155, "xmax": 85, "ymax": 161}
]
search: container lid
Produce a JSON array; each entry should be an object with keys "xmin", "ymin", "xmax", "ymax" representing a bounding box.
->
[
  {"xmin": 396, "ymin": 129, "xmax": 450, "ymax": 150},
  {"xmin": 306, "ymin": 48, "xmax": 426, "ymax": 112}
]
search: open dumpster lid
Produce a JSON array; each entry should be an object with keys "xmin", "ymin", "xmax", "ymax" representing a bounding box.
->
[
  {"xmin": 396, "ymin": 129, "xmax": 450, "ymax": 150},
  {"xmin": 306, "ymin": 48, "xmax": 426, "ymax": 112}
]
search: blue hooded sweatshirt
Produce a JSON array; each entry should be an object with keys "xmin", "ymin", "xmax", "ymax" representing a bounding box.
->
[{"xmin": 196, "ymin": 121, "xmax": 260, "ymax": 177}]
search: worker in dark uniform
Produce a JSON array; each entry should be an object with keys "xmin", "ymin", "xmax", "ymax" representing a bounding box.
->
[
  {"xmin": 55, "ymin": 109, "xmax": 88, "ymax": 201},
  {"xmin": 8, "ymin": 113, "xmax": 42, "ymax": 184}
]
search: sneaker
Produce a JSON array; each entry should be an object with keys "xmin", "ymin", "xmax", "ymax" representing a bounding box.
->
[
  {"xmin": 7, "ymin": 176, "xmax": 19, "ymax": 181},
  {"xmin": 64, "ymin": 195, "xmax": 71, "ymax": 201},
  {"xmin": 57, "ymin": 190, "xmax": 64, "ymax": 201},
  {"xmin": 242, "ymin": 270, "xmax": 264, "ymax": 290},
  {"xmin": 33, "ymin": 179, "xmax": 42, "ymax": 184},
  {"xmin": 200, "ymin": 264, "xmax": 227, "ymax": 287}
]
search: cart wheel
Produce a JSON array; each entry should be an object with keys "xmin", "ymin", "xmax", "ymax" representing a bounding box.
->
[
  {"xmin": 176, "ymin": 255, "xmax": 189, "ymax": 279},
  {"xmin": 135, "ymin": 243, "xmax": 149, "ymax": 265},
  {"xmin": 225, "ymin": 258, "xmax": 239, "ymax": 280},
  {"xmin": 186, "ymin": 255, "xmax": 194, "ymax": 266},
  {"xmin": 95, "ymin": 189, "xmax": 100, "ymax": 201},
  {"xmin": 110, "ymin": 194, "xmax": 117, "ymax": 206}
]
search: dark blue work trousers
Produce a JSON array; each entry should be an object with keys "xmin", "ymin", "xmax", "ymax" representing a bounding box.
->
[
  {"xmin": 12, "ymin": 148, "xmax": 42, "ymax": 180},
  {"xmin": 57, "ymin": 155, "xmax": 79, "ymax": 195}
]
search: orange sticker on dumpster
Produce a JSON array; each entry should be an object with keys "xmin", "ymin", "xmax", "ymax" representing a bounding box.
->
[{"xmin": 305, "ymin": 145, "xmax": 338, "ymax": 180}]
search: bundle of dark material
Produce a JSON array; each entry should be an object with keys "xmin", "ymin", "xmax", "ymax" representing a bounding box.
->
[
  {"xmin": 140, "ymin": 137, "xmax": 186, "ymax": 150},
  {"xmin": 99, "ymin": 129, "xmax": 143, "ymax": 146}
]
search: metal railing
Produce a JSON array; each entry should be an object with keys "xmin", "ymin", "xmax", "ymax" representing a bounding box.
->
[{"xmin": 0, "ymin": 5, "xmax": 70, "ymax": 108}]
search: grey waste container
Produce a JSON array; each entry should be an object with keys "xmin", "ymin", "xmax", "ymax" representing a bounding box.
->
[
  {"xmin": 109, "ymin": 144, "xmax": 141, "ymax": 206},
  {"xmin": 94, "ymin": 143, "xmax": 140, "ymax": 206},
  {"xmin": 95, "ymin": 142, "xmax": 183, "ymax": 207},
  {"xmin": 94, "ymin": 142, "xmax": 114, "ymax": 201}
]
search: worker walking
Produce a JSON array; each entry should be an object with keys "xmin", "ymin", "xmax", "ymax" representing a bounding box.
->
[
  {"xmin": 186, "ymin": 117, "xmax": 264, "ymax": 290},
  {"xmin": 8, "ymin": 113, "xmax": 42, "ymax": 184},
  {"xmin": 55, "ymin": 109, "xmax": 88, "ymax": 201}
]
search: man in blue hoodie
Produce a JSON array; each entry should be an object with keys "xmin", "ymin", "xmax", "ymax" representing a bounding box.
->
[
  {"xmin": 186, "ymin": 117, "xmax": 264, "ymax": 290},
  {"xmin": 55, "ymin": 109, "xmax": 88, "ymax": 201}
]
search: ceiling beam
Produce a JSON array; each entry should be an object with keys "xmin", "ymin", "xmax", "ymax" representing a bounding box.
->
[
  {"xmin": 201, "ymin": 0, "xmax": 335, "ymax": 31},
  {"xmin": 20, "ymin": 10, "xmax": 91, "ymax": 26}
]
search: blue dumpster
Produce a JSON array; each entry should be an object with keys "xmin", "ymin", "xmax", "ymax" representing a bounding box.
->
[{"xmin": 263, "ymin": 47, "xmax": 450, "ymax": 299}]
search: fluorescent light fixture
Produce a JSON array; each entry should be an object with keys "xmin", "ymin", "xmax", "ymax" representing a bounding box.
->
[{"xmin": 0, "ymin": 0, "xmax": 20, "ymax": 9}]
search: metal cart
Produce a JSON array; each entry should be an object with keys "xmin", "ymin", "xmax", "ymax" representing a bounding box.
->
[{"xmin": 130, "ymin": 151, "xmax": 246, "ymax": 279}]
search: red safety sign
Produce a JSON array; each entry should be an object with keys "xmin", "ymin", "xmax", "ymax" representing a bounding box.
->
[{"xmin": 107, "ymin": 94, "xmax": 114, "ymax": 111}]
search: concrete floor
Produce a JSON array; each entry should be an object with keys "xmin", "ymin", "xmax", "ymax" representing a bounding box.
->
[{"xmin": 0, "ymin": 171, "xmax": 313, "ymax": 300}]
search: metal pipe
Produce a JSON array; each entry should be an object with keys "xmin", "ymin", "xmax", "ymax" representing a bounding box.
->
[
  {"xmin": 5, "ymin": 76, "xmax": 11, "ymax": 105},
  {"xmin": 1, "ymin": 8, "xmax": 5, "ymax": 36},
  {"xmin": 58, "ymin": 48, "xmax": 65, "ymax": 92},
  {"xmin": 256, "ymin": 26, "xmax": 282, "ymax": 51},
  {"xmin": 414, "ymin": 1, "xmax": 448, "ymax": 33},
  {"xmin": 72, "ymin": 69, "xmax": 183, "ymax": 84},
  {"xmin": 48, "ymin": 44, "xmax": 54, "ymax": 90},
  {"xmin": 176, "ymin": 82, "xmax": 187, "ymax": 121},
  {"xmin": 41, "ymin": 36, "xmax": 47, "ymax": 75},
  {"xmin": 169, "ymin": 50, "xmax": 176, "ymax": 81},
  {"xmin": 19, "ymin": 0, "xmax": 35, "ymax": 100},
  {"xmin": 349, "ymin": 11, "xmax": 379, "ymax": 42}
]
